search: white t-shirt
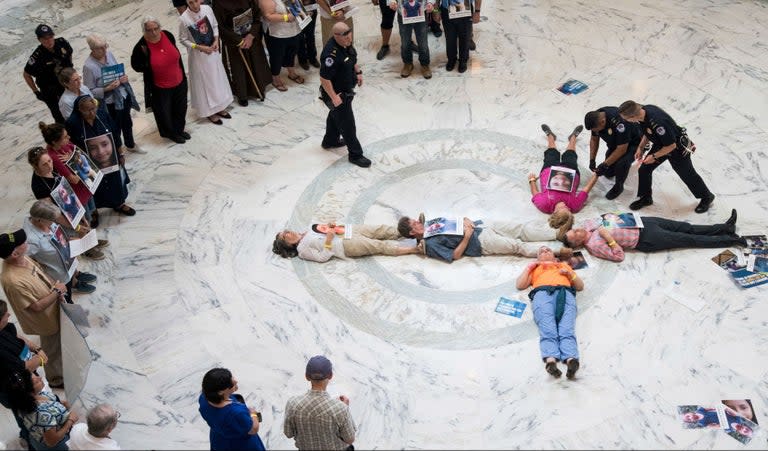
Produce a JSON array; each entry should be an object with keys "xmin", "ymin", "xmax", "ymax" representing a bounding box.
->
[{"xmin": 66, "ymin": 423, "xmax": 121, "ymax": 450}]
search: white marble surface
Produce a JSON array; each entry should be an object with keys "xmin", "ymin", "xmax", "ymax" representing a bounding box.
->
[{"xmin": 0, "ymin": 0, "xmax": 767, "ymax": 449}]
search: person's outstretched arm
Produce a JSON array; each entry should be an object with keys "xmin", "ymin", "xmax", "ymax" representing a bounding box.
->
[
  {"xmin": 582, "ymin": 173, "xmax": 599, "ymax": 194},
  {"xmin": 528, "ymin": 172, "xmax": 540, "ymax": 195}
]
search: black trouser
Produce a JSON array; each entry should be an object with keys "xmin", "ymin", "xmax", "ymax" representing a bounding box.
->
[
  {"xmin": 634, "ymin": 217, "xmax": 739, "ymax": 252},
  {"xmin": 440, "ymin": 8, "xmax": 471, "ymax": 64},
  {"xmin": 266, "ymin": 34, "xmax": 298, "ymax": 75},
  {"xmin": 297, "ymin": 11, "xmax": 318, "ymax": 63},
  {"xmin": 379, "ymin": 0, "xmax": 395, "ymax": 29},
  {"xmin": 603, "ymin": 141, "xmax": 637, "ymax": 187},
  {"xmin": 107, "ymin": 102, "xmax": 135, "ymax": 148},
  {"xmin": 636, "ymin": 147, "xmax": 711, "ymax": 199},
  {"xmin": 40, "ymin": 88, "xmax": 65, "ymax": 123},
  {"xmin": 322, "ymin": 93, "xmax": 363, "ymax": 158},
  {"xmin": 151, "ymin": 79, "xmax": 188, "ymax": 139},
  {"xmin": 542, "ymin": 147, "xmax": 579, "ymax": 173}
]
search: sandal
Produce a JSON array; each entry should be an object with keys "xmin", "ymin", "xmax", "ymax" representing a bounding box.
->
[
  {"xmin": 287, "ymin": 73, "xmax": 305, "ymax": 84},
  {"xmin": 114, "ymin": 204, "xmax": 136, "ymax": 216},
  {"xmin": 272, "ymin": 77, "xmax": 288, "ymax": 92}
]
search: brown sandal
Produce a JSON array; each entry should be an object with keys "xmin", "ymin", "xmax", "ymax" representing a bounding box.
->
[{"xmin": 287, "ymin": 73, "xmax": 305, "ymax": 84}]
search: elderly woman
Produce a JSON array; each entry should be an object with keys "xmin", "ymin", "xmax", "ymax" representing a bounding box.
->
[
  {"xmin": 130, "ymin": 16, "xmax": 190, "ymax": 144},
  {"xmin": 212, "ymin": 0, "xmax": 272, "ymax": 106},
  {"xmin": 82, "ymin": 33, "xmax": 144, "ymax": 154},
  {"xmin": 273, "ymin": 223, "xmax": 420, "ymax": 262},
  {"xmin": 0, "ymin": 300, "xmax": 50, "ymax": 446},
  {"xmin": 5, "ymin": 369, "xmax": 79, "ymax": 451},
  {"xmin": 260, "ymin": 0, "xmax": 305, "ymax": 92},
  {"xmin": 179, "ymin": 0, "xmax": 234, "ymax": 124},
  {"xmin": 530, "ymin": 125, "xmax": 597, "ymax": 225},
  {"xmin": 199, "ymin": 368, "xmax": 265, "ymax": 450},
  {"xmin": 23, "ymin": 200, "xmax": 98, "ymax": 298},
  {"xmin": 57, "ymin": 68, "xmax": 94, "ymax": 121},
  {"xmin": 38, "ymin": 124, "xmax": 97, "ymax": 225},
  {"xmin": 66, "ymin": 96, "xmax": 135, "ymax": 217}
]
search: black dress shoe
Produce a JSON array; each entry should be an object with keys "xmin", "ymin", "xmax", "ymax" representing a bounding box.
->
[
  {"xmin": 458, "ymin": 61, "xmax": 468, "ymax": 73},
  {"xmin": 605, "ymin": 184, "xmax": 624, "ymax": 200},
  {"xmin": 170, "ymin": 135, "xmax": 186, "ymax": 144},
  {"xmin": 321, "ymin": 139, "xmax": 346, "ymax": 149},
  {"xmin": 238, "ymin": 98, "xmax": 248, "ymax": 106},
  {"xmin": 726, "ymin": 208, "xmax": 737, "ymax": 226},
  {"xmin": 309, "ymin": 58, "xmax": 320, "ymax": 68},
  {"xmin": 629, "ymin": 195, "xmax": 653, "ymax": 210},
  {"xmin": 349, "ymin": 155, "xmax": 371, "ymax": 168},
  {"xmin": 446, "ymin": 60, "xmax": 456, "ymax": 71},
  {"xmin": 469, "ymin": 38, "xmax": 476, "ymax": 51},
  {"xmin": 181, "ymin": 131, "xmax": 191, "ymax": 140},
  {"xmin": 694, "ymin": 193, "xmax": 715, "ymax": 213}
]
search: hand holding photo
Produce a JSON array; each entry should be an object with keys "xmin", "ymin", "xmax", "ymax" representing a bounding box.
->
[
  {"xmin": 50, "ymin": 178, "xmax": 85, "ymax": 229},
  {"xmin": 447, "ymin": 0, "xmax": 472, "ymax": 18},
  {"xmin": 400, "ymin": 0, "xmax": 426, "ymax": 24},
  {"xmin": 65, "ymin": 148, "xmax": 103, "ymax": 194}
]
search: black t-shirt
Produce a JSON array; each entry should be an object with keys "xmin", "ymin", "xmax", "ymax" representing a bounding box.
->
[
  {"xmin": 319, "ymin": 39, "xmax": 357, "ymax": 93},
  {"xmin": 31, "ymin": 172, "xmax": 60, "ymax": 200},
  {"xmin": 591, "ymin": 106, "xmax": 641, "ymax": 150},
  {"xmin": 641, "ymin": 104, "xmax": 682, "ymax": 149},
  {"xmin": 24, "ymin": 38, "xmax": 74, "ymax": 93},
  {"xmin": 0, "ymin": 323, "xmax": 26, "ymax": 379}
]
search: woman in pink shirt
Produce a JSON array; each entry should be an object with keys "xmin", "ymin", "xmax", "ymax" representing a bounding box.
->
[{"xmin": 529, "ymin": 124, "xmax": 598, "ymax": 219}]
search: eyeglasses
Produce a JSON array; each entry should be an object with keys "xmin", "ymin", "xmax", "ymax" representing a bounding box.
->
[
  {"xmin": 145, "ymin": 26, "xmax": 161, "ymax": 33},
  {"xmin": 334, "ymin": 29, "xmax": 352, "ymax": 36}
]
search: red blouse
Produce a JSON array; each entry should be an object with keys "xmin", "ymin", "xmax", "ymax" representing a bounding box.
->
[{"xmin": 147, "ymin": 33, "xmax": 183, "ymax": 88}]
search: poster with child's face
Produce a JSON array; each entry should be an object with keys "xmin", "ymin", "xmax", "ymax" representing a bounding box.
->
[
  {"xmin": 189, "ymin": 16, "xmax": 214, "ymax": 45},
  {"xmin": 85, "ymin": 132, "xmax": 119, "ymax": 174},
  {"xmin": 50, "ymin": 178, "xmax": 85, "ymax": 229}
]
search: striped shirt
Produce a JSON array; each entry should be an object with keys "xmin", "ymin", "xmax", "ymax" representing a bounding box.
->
[
  {"xmin": 582, "ymin": 218, "xmax": 640, "ymax": 262},
  {"xmin": 284, "ymin": 389, "xmax": 356, "ymax": 450}
]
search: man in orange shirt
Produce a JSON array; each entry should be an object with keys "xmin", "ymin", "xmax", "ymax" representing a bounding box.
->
[{"xmin": 516, "ymin": 246, "xmax": 583, "ymax": 379}]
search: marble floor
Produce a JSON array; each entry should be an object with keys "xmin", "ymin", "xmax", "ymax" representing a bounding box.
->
[{"xmin": 1, "ymin": 0, "xmax": 767, "ymax": 449}]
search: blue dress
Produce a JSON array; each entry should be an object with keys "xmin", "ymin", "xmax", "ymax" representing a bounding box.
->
[{"xmin": 198, "ymin": 393, "xmax": 266, "ymax": 451}]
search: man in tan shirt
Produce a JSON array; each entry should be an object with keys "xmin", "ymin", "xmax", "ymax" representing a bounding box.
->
[{"xmin": 0, "ymin": 229, "xmax": 67, "ymax": 387}]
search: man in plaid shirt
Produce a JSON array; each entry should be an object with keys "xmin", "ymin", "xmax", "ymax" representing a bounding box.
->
[
  {"xmin": 561, "ymin": 209, "xmax": 746, "ymax": 262},
  {"xmin": 284, "ymin": 355, "xmax": 356, "ymax": 450}
]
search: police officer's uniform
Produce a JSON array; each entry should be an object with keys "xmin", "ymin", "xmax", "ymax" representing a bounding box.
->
[
  {"xmin": 592, "ymin": 106, "xmax": 641, "ymax": 190},
  {"xmin": 636, "ymin": 104, "xmax": 712, "ymax": 205},
  {"xmin": 24, "ymin": 33, "xmax": 73, "ymax": 123},
  {"xmin": 319, "ymin": 36, "xmax": 368, "ymax": 165}
]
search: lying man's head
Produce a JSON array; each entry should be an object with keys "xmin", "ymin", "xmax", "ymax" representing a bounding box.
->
[{"xmin": 397, "ymin": 216, "xmax": 424, "ymax": 238}]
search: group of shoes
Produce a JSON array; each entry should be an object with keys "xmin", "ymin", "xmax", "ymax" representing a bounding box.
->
[
  {"xmin": 298, "ymin": 57, "xmax": 321, "ymax": 71},
  {"xmin": 83, "ymin": 237, "xmax": 110, "ymax": 260}
]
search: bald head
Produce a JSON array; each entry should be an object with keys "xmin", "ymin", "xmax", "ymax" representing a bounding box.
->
[
  {"xmin": 332, "ymin": 22, "xmax": 349, "ymax": 34},
  {"xmin": 331, "ymin": 22, "xmax": 352, "ymax": 46}
]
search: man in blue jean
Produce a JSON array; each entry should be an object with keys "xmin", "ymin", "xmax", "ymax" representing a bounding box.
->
[
  {"xmin": 516, "ymin": 246, "xmax": 584, "ymax": 380},
  {"xmin": 388, "ymin": 0, "xmax": 435, "ymax": 78}
]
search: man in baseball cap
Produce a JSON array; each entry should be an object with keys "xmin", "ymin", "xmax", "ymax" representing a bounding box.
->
[
  {"xmin": 35, "ymin": 24, "xmax": 55, "ymax": 38},
  {"xmin": 23, "ymin": 24, "xmax": 74, "ymax": 123},
  {"xmin": 0, "ymin": 229, "xmax": 27, "ymax": 259}
]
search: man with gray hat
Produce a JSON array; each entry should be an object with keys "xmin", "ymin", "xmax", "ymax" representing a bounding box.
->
[
  {"xmin": 23, "ymin": 24, "xmax": 74, "ymax": 123},
  {"xmin": 283, "ymin": 355, "xmax": 356, "ymax": 450},
  {"xmin": 0, "ymin": 229, "xmax": 68, "ymax": 388}
]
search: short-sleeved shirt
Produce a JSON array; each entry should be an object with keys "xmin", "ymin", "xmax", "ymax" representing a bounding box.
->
[
  {"xmin": 66, "ymin": 422, "xmax": 121, "ymax": 450},
  {"xmin": 640, "ymin": 104, "xmax": 683, "ymax": 150},
  {"xmin": 23, "ymin": 389, "xmax": 70, "ymax": 446},
  {"xmin": 283, "ymin": 389, "xmax": 356, "ymax": 450},
  {"xmin": 24, "ymin": 38, "xmax": 74, "ymax": 93},
  {"xmin": 147, "ymin": 33, "xmax": 183, "ymax": 88},
  {"xmin": 319, "ymin": 39, "xmax": 357, "ymax": 93},
  {"xmin": 1, "ymin": 258, "xmax": 61, "ymax": 336},
  {"xmin": 424, "ymin": 228, "xmax": 483, "ymax": 263},
  {"xmin": 31, "ymin": 172, "xmax": 60, "ymax": 200},
  {"xmin": 23, "ymin": 217, "xmax": 71, "ymax": 283},
  {"xmin": 531, "ymin": 262, "xmax": 573, "ymax": 288},
  {"xmin": 532, "ymin": 167, "xmax": 587, "ymax": 213},
  {"xmin": 198, "ymin": 394, "xmax": 265, "ymax": 450},
  {"xmin": 591, "ymin": 106, "xmax": 641, "ymax": 151}
]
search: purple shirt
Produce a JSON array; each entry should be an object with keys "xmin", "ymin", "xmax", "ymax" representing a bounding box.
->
[{"xmin": 531, "ymin": 167, "xmax": 588, "ymax": 213}]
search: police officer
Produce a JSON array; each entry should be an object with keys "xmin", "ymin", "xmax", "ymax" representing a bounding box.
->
[
  {"xmin": 583, "ymin": 107, "xmax": 642, "ymax": 200},
  {"xmin": 319, "ymin": 22, "xmax": 371, "ymax": 168},
  {"xmin": 22, "ymin": 24, "xmax": 74, "ymax": 124},
  {"xmin": 618, "ymin": 100, "xmax": 715, "ymax": 213}
]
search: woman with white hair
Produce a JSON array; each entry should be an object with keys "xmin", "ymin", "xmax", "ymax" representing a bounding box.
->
[
  {"xmin": 130, "ymin": 16, "xmax": 190, "ymax": 144},
  {"xmin": 178, "ymin": 0, "xmax": 234, "ymax": 125},
  {"xmin": 83, "ymin": 33, "xmax": 144, "ymax": 154}
]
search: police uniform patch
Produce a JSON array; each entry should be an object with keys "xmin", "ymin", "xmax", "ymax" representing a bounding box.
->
[
  {"xmin": 325, "ymin": 57, "xmax": 334, "ymax": 67},
  {"xmin": 646, "ymin": 128, "xmax": 652, "ymax": 135},
  {"xmin": 616, "ymin": 123, "xmax": 625, "ymax": 133},
  {"xmin": 656, "ymin": 126, "xmax": 665, "ymax": 135},
  {"xmin": 28, "ymin": 56, "xmax": 35, "ymax": 65},
  {"xmin": 607, "ymin": 128, "xmax": 612, "ymax": 135}
]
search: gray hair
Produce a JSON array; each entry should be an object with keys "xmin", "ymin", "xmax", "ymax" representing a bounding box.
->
[
  {"xmin": 85, "ymin": 32, "xmax": 107, "ymax": 50},
  {"xmin": 29, "ymin": 199, "xmax": 60, "ymax": 222},
  {"xmin": 87, "ymin": 404, "xmax": 119, "ymax": 438},
  {"xmin": 141, "ymin": 16, "xmax": 161, "ymax": 33}
]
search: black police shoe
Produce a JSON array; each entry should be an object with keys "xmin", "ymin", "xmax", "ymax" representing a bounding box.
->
[
  {"xmin": 605, "ymin": 184, "xmax": 624, "ymax": 200},
  {"xmin": 694, "ymin": 193, "xmax": 715, "ymax": 213},
  {"xmin": 629, "ymin": 195, "xmax": 653, "ymax": 210},
  {"xmin": 376, "ymin": 45, "xmax": 390, "ymax": 60},
  {"xmin": 349, "ymin": 155, "xmax": 371, "ymax": 168},
  {"xmin": 446, "ymin": 60, "xmax": 456, "ymax": 71},
  {"xmin": 322, "ymin": 139, "xmax": 346, "ymax": 149},
  {"xmin": 726, "ymin": 208, "xmax": 737, "ymax": 226}
]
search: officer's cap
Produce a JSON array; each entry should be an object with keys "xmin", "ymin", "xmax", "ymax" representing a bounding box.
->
[{"xmin": 35, "ymin": 24, "xmax": 55, "ymax": 38}]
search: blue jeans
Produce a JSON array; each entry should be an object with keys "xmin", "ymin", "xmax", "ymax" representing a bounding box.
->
[
  {"xmin": 398, "ymin": 15, "xmax": 429, "ymax": 66},
  {"xmin": 532, "ymin": 289, "xmax": 578, "ymax": 361}
]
